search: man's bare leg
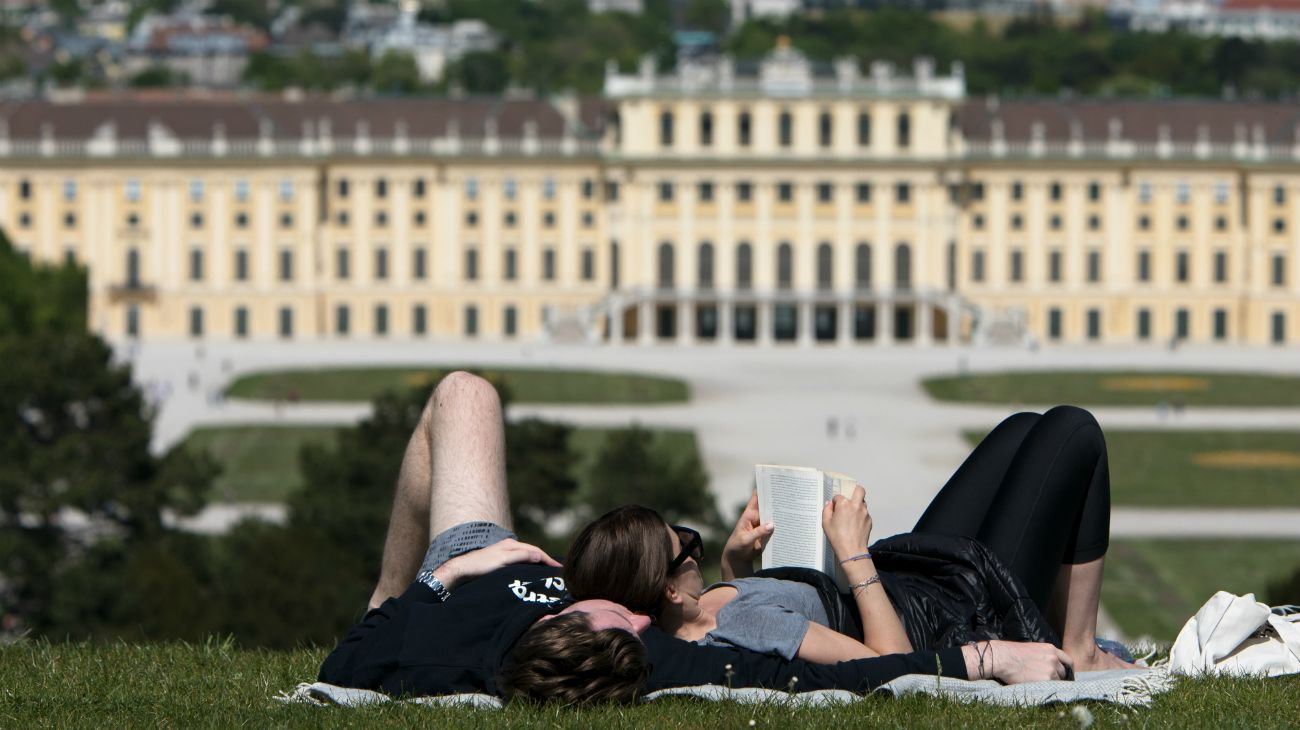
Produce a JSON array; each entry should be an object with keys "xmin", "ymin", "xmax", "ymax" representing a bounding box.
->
[
  {"xmin": 1047, "ymin": 556, "xmax": 1137, "ymax": 671},
  {"xmin": 368, "ymin": 371, "xmax": 511, "ymax": 609}
]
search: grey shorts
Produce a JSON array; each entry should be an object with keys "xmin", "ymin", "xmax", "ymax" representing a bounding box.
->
[{"xmin": 418, "ymin": 520, "xmax": 516, "ymax": 574}]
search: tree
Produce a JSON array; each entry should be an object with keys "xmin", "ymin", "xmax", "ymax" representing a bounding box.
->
[
  {"xmin": 506, "ymin": 418, "xmax": 578, "ymax": 550},
  {"xmin": 443, "ymin": 50, "xmax": 511, "ymax": 94},
  {"xmin": 0, "ymin": 236, "xmax": 217, "ymax": 635},
  {"xmin": 682, "ymin": 0, "xmax": 730, "ymax": 35},
  {"xmin": 370, "ymin": 50, "xmax": 423, "ymax": 94},
  {"xmin": 48, "ymin": 59, "xmax": 86, "ymax": 87},
  {"xmin": 208, "ymin": 0, "xmax": 274, "ymax": 31},
  {"xmin": 581, "ymin": 426, "xmax": 721, "ymax": 532},
  {"xmin": 0, "ymin": 233, "xmax": 86, "ymax": 336},
  {"xmin": 130, "ymin": 65, "xmax": 186, "ymax": 88}
]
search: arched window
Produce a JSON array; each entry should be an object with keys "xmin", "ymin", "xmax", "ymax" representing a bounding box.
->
[
  {"xmin": 855, "ymin": 242, "xmax": 872, "ymax": 289},
  {"xmin": 659, "ymin": 109, "xmax": 674, "ymax": 147},
  {"xmin": 126, "ymin": 248, "xmax": 140, "ymax": 286},
  {"xmin": 736, "ymin": 242, "xmax": 753, "ymax": 290},
  {"xmin": 657, "ymin": 241, "xmax": 675, "ymax": 289},
  {"xmin": 697, "ymin": 242, "xmax": 715, "ymax": 289},
  {"xmin": 777, "ymin": 242, "xmax": 793, "ymax": 290},
  {"xmin": 778, "ymin": 111, "xmax": 793, "ymax": 147},
  {"xmin": 894, "ymin": 242, "xmax": 912, "ymax": 290},
  {"xmin": 897, "ymin": 110, "xmax": 911, "ymax": 149},
  {"xmin": 816, "ymin": 242, "xmax": 833, "ymax": 290},
  {"xmin": 699, "ymin": 111, "xmax": 714, "ymax": 147}
]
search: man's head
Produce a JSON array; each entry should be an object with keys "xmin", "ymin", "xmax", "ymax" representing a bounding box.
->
[{"xmin": 498, "ymin": 606, "xmax": 650, "ymax": 705}]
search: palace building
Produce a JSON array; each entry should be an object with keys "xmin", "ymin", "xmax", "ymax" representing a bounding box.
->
[{"xmin": 1, "ymin": 45, "xmax": 1297, "ymax": 347}]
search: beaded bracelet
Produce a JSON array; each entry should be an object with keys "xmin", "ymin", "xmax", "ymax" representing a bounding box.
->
[
  {"xmin": 839, "ymin": 551, "xmax": 872, "ymax": 564},
  {"xmin": 849, "ymin": 574, "xmax": 881, "ymax": 595}
]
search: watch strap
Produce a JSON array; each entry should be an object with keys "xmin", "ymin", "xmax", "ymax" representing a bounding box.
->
[{"xmin": 416, "ymin": 569, "xmax": 451, "ymax": 602}]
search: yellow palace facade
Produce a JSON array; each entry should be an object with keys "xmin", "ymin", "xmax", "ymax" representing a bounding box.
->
[{"xmin": 1, "ymin": 46, "xmax": 1297, "ymax": 346}]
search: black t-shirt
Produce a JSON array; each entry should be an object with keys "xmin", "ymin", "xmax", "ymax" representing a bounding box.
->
[{"xmin": 318, "ymin": 564, "xmax": 968, "ymax": 697}]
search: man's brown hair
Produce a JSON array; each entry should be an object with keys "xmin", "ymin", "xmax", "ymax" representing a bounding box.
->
[
  {"xmin": 498, "ymin": 612, "xmax": 649, "ymax": 705},
  {"xmin": 565, "ymin": 505, "xmax": 672, "ymax": 615}
]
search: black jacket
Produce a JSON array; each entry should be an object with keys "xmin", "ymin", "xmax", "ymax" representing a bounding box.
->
[
  {"xmin": 873, "ymin": 532, "xmax": 1060, "ymax": 650},
  {"xmin": 760, "ymin": 532, "xmax": 1059, "ymax": 651},
  {"xmin": 318, "ymin": 563, "xmax": 970, "ymax": 697}
]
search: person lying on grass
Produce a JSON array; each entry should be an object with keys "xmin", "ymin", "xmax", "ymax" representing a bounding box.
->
[
  {"xmin": 318, "ymin": 371, "xmax": 1075, "ymax": 706},
  {"xmin": 536, "ymin": 406, "xmax": 1139, "ymax": 676}
]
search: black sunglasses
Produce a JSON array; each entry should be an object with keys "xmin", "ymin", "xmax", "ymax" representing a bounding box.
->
[{"xmin": 667, "ymin": 525, "xmax": 703, "ymax": 574}]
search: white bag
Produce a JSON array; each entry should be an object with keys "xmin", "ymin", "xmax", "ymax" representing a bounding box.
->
[{"xmin": 1169, "ymin": 591, "xmax": 1300, "ymax": 677}]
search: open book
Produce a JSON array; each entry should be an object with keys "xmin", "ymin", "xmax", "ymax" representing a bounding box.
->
[{"xmin": 754, "ymin": 464, "xmax": 860, "ymax": 592}]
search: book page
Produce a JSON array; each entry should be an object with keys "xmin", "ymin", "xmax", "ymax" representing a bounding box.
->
[{"xmin": 755, "ymin": 465, "xmax": 824, "ymax": 571}]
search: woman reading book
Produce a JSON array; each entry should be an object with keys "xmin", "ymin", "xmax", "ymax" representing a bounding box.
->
[{"xmin": 561, "ymin": 405, "xmax": 1139, "ymax": 672}]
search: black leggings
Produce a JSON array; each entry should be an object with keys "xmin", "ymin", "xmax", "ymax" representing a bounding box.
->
[{"xmin": 912, "ymin": 405, "xmax": 1111, "ymax": 615}]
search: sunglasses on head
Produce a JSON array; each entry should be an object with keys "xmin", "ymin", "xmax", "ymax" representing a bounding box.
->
[{"xmin": 667, "ymin": 525, "xmax": 703, "ymax": 574}]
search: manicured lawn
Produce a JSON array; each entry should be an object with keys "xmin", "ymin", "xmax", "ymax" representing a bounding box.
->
[
  {"xmin": 225, "ymin": 367, "xmax": 689, "ymax": 404},
  {"xmin": 963, "ymin": 429, "xmax": 1300, "ymax": 507},
  {"xmin": 925, "ymin": 370, "xmax": 1300, "ymax": 407},
  {"xmin": 183, "ymin": 425, "xmax": 699, "ymax": 504},
  {"xmin": 1102, "ymin": 539, "xmax": 1300, "ymax": 643},
  {"xmin": 185, "ymin": 426, "xmax": 340, "ymax": 502},
  {"xmin": 2, "ymin": 641, "xmax": 1298, "ymax": 727}
]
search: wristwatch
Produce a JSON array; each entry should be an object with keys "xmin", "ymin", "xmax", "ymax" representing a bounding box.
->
[{"xmin": 416, "ymin": 569, "xmax": 452, "ymax": 602}]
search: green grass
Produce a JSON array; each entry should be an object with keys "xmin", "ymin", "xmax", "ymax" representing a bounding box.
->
[
  {"xmin": 225, "ymin": 367, "xmax": 689, "ymax": 404},
  {"xmin": 963, "ymin": 430, "xmax": 1300, "ymax": 507},
  {"xmin": 185, "ymin": 426, "xmax": 340, "ymax": 502},
  {"xmin": 924, "ymin": 370, "xmax": 1300, "ymax": 407},
  {"xmin": 182, "ymin": 425, "xmax": 700, "ymax": 504},
  {"xmin": 2, "ymin": 641, "xmax": 1298, "ymax": 727},
  {"xmin": 1102, "ymin": 539, "xmax": 1300, "ymax": 642}
]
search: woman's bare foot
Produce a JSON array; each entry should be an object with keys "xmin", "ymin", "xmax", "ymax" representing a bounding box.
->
[{"xmin": 1068, "ymin": 644, "xmax": 1142, "ymax": 673}]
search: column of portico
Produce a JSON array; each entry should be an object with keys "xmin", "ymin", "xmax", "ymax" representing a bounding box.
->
[
  {"xmin": 878, "ymin": 292, "xmax": 894, "ymax": 346},
  {"xmin": 717, "ymin": 292, "xmax": 733, "ymax": 345},
  {"xmin": 638, "ymin": 296, "xmax": 653, "ymax": 345},
  {"xmin": 798, "ymin": 295, "xmax": 815, "ymax": 348},
  {"xmin": 608, "ymin": 294, "xmax": 624, "ymax": 343},
  {"xmin": 916, "ymin": 293, "xmax": 933, "ymax": 346},
  {"xmin": 946, "ymin": 297, "xmax": 960, "ymax": 344},
  {"xmin": 756, "ymin": 296, "xmax": 772, "ymax": 346},
  {"xmin": 678, "ymin": 293, "xmax": 694, "ymax": 344},
  {"xmin": 838, "ymin": 295, "xmax": 853, "ymax": 346}
]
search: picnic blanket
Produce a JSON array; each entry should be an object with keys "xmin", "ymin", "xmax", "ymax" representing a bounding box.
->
[{"xmin": 276, "ymin": 666, "xmax": 1174, "ymax": 709}]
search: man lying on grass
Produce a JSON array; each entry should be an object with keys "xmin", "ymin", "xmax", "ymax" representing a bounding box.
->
[{"xmin": 318, "ymin": 371, "xmax": 1072, "ymax": 704}]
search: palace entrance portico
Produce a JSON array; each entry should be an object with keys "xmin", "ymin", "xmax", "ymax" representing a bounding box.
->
[{"xmin": 601, "ymin": 288, "xmax": 967, "ymax": 346}]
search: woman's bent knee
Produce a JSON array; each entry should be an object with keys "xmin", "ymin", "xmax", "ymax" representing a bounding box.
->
[{"xmin": 1041, "ymin": 405, "xmax": 1100, "ymax": 432}]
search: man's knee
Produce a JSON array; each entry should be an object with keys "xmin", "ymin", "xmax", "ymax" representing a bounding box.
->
[{"xmin": 429, "ymin": 370, "xmax": 501, "ymax": 412}]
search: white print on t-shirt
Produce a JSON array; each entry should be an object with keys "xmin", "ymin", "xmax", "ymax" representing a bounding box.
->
[{"xmin": 508, "ymin": 578, "xmax": 564, "ymax": 604}]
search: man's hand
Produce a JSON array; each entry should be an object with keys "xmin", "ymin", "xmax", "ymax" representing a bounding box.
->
[
  {"xmin": 437, "ymin": 539, "xmax": 562, "ymax": 591},
  {"xmin": 822, "ymin": 484, "xmax": 873, "ymax": 562},
  {"xmin": 963, "ymin": 641, "xmax": 1075, "ymax": 684},
  {"xmin": 721, "ymin": 492, "xmax": 774, "ymax": 581}
]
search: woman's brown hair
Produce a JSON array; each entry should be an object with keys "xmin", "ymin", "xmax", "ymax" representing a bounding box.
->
[
  {"xmin": 498, "ymin": 612, "xmax": 649, "ymax": 705},
  {"xmin": 565, "ymin": 505, "xmax": 672, "ymax": 615}
]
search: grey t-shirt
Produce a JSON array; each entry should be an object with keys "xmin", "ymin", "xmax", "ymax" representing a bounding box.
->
[{"xmin": 696, "ymin": 577, "xmax": 831, "ymax": 660}]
